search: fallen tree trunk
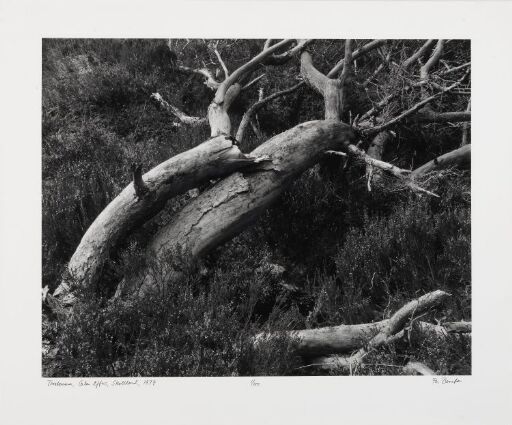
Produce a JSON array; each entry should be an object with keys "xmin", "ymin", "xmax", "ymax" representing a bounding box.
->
[
  {"xmin": 253, "ymin": 290, "xmax": 456, "ymax": 373},
  {"xmin": 52, "ymin": 40, "xmax": 349, "ymax": 306},
  {"xmin": 53, "ymin": 135, "xmax": 270, "ymax": 304},
  {"xmin": 411, "ymin": 144, "xmax": 471, "ymax": 179},
  {"xmin": 303, "ymin": 319, "xmax": 471, "ymax": 373},
  {"xmin": 254, "ymin": 318, "xmax": 471, "ymax": 358},
  {"xmin": 118, "ymin": 120, "xmax": 355, "ymax": 297},
  {"xmin": 256, "ymin": 321, "xmax": 388, "ymax": 356},
  {"xmin": 300, "ymin": 290, "xmax": 452, "ymax": 373}
]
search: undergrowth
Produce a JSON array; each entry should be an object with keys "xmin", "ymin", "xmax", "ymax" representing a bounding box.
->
[{"xmin": 42, "ymin": 39, "xmax": 471, "ymax": 377}]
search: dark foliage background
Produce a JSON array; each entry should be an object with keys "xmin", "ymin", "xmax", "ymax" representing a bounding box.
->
[{"xmin": 42, "ymin": 39, "xmax": 471, "ymax": 376}]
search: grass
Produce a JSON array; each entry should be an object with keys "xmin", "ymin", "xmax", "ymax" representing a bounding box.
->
[{"xmin": 42, "ymin": 39, "xmax": 471, "ymax": 377}]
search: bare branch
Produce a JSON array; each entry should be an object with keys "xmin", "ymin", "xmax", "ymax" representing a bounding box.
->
[
  {"xmin": 242, "ymin": 73, "xmax": 266, "ymax": 91},
  {"xmin": 420, "ymin": 39, "xmax": 445, "ymax": 81},
  {"xmin": 345, "ymin": 143, "xmax": 411, "ymax": 178},
  {"xmin": 150, "ymin": 93, "xmax": 207, "ymax": 126},
  {"xmin": 214, "ymin": 46, "xmax": 229, "ymax": 78},
  {"xmin": 302, "ymin": 290, "xmax": 451, "ymax": 373},
  {"xmin": 359, "ymin": 92, "xmax": 399, "ymax": 122},
  {"xmin": 339, "ymin": 39, "xmax": 353, "ymax": 111},
  {"xmin": 341, "ymin": 42, "xmax": 354, "ymax": 75},
  {"xmin": 264, "ymin": 39, "xmax": 313, "ymax": 65},
  {"xmin": 176, "ymin": 65, "xmax": 220, "ymax": 90},
  {"xmin": 402, "ymin": 39, "xmax": 435, "ymax": 69},
  {"xmin": 214, "ymin": 39, "xmax": 295, "ymax": 104},
  {"xmin": 363, "ymin": 74, "xmax": 468, "ymax": 135},
  {"xmin": 301, "ymin": 51, "xmax": 343, "ymax": 120},
  {"xmin": 300, "ymin": 51, "xmax": 329, "ymax": 94},
  {"xmin": 437, "ymin": 61, "xmax": 471, "ymax": 76},
  {"xmin": 236, "ymin": 82, "xmax": 304, "ymax": 142},
  {"xmin": 411, "ymin": 144, "xmax": 471, "ymax": 179},
  {"xmin": 327, "ymin": 39, "xmax": 387, "ymax": 78},
  {"xmin": 250, "ymin": 120, "xmax": 262, "ymax": 139},
  {"xmin": 344, "ymin": 142, "xmax": 440, "ymax": 197},
  {"xmin": 362, "ymin": 44, "xmax": 393, "ymax": 87},
  {"xmin": 325, "ymin": 150, "xmax": 347, "ymax": 157}
]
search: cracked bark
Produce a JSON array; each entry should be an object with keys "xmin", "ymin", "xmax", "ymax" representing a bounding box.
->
[
  {"xmin": 53, "ymin": 135, "xmax": 270, "ymax": 305},
  {"xmin": 118, "ymin": 120, "xmax": 355, "ymax": 298}
]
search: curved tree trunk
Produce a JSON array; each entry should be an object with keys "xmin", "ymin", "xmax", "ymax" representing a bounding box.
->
[
  {"xmin": 51, "ymin": 39, "xmax": 470, "ymax": 312},
  {"xmin": 53, "ymin": 40, "xmax": 308, "ymax": 305},
  {"xmin": 53, "ymin": 135, "xmax": 269, "ymax": 304},
  {"xmin": 118, "ymin": 120, "xmax": 355, "ymax": 297}
]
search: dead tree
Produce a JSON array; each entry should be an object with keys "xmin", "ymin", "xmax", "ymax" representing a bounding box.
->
[{"xmin": 51, "ymin": 39, "xmax": 471, "ymax": 308}]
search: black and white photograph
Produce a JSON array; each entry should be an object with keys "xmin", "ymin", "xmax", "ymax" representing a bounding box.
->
[
  {"xmin": 42, "ymin": 38, "xmax": 472, "ymax": 377},
  {"xmin": 2, "ymin": 1, "xmax": 512, "ymax": 424}
]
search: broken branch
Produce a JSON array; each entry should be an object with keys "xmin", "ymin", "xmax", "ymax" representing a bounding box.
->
[
  {"xmin": 150, "ymin": 93, "xmax": 207, "ymax": 126},
  {"xmin": 176, "ymin": 65, "xmax": 220, "ymax": 90}
]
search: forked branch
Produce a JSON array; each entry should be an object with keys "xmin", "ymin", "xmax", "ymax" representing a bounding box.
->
[
  {"xmin": 214, "ymin": 39, "xmax": 295, "ymax": 104},
  {"xmin": 304, "ymin": 290, "xmax": 451, "ymax": 373}
]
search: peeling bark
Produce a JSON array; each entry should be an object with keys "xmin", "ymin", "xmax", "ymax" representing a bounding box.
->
[
  {"xmin": 208, "ymin": 83, "xmax": 241, "ymax": 137},
  {"xmin": 119, "ymin": 120, "xmax": 355, "ymax": 297},
  {"xmin": 53, "ymin": 135, "xmax": 270, "ymax": 304}
]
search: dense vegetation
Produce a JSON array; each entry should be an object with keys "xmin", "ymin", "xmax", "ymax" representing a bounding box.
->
[{"xmin": 42, "ymin": 39, "xmax": 471, "ymax": 376}]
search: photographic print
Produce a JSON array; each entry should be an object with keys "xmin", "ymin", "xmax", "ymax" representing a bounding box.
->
[{"xmin": 41, "ymin": 38, "xmax": 471, "ymax": 378}]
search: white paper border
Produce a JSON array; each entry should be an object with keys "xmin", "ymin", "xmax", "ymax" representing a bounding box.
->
[{"xmin": 1, "ymin": 1, "xmax": 511, "ymax": 424}]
